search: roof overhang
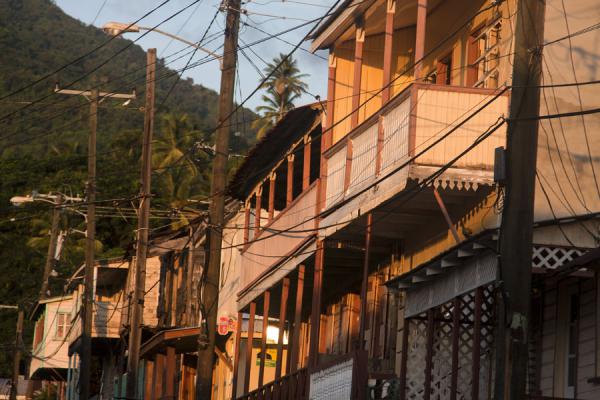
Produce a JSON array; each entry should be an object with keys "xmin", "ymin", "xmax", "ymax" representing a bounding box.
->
[{"xmin": 140, "ymin": 326, "xmax": 203, "ymax": 359}]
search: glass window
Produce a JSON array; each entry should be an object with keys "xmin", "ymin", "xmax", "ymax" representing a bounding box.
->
[{"xmin": 56, "ymin": 312, "xmax": 70, "ymax": 339}]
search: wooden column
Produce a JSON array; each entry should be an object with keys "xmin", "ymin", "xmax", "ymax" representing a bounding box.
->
[
  {"xmin": 424, "ymin": 309, "xmax": 434, "ymax": 400},
  {"xmin": 258, "ymin": 291, "xmax": 270, "ymax": 387},
  {"xmin": 450, "ymin": 297, "xmax": 461, "ymax": 400},
  {"xmin": 243, "ymin": 199, "xmax": 251, "ymax": 244},
  {"xmin": 154, "ymin": 354, "xmax": 165, "ymax": 400},
  {"xmin": 302, "ymin": 136, "xmax": 311, "ymax": 190},
  {"xmin": 254, "ymin": 187, "xmax": 262, "ymax": 237},
  {"xmin": 325, "ymin": 51, "xmax": 337, "ymax": 147},
  {"xmin": 398, "ymin": 316, "xmax": 409, "ymax": 400},
  {"xmin": 268, "ymin": 174, "xmax": 276, "ymax": 223},
  {"xmin": 231, "ymin": 311, "xmax": 243, "ymax": 399},
  {"xmin": 472, "ymin": 288, "xmax": 483, "ymax": 400},
  {"xmin": 358, "ymin": 213, "xmax": 372, "ymax": 349},
  {"xmin": 375, "ymin": 116, "xmax": 385, "ymax": 176},
  {"xmin": 309, "ymin": 241, "xmax": 324, "ymax": 367},
  {"xmin": 286, "ymin": 155, "xmax": 295, "ymax": 206},
  {"xmin": 244, "ymin": 302, "xmax": 256, "ymax": 394},
  {"xmin": 165, "ymin": 347, "xmax": 176, "ymax": 400},
  {"xmin": 344, "ymin": 140, "xmax": 353, "ymax": 192},
  {"xmin": 290, "ymin": 266, "xmax": 305, "ymax": 372},
  {"xmin": 382, "ymin": 0, "xmax": 396, "ymax": 103},
  {"xmin": 414, "ymin": 0, "xmax": 427, "ymax": 80},
  {"xmin": 351, "ymin": 18, "xmax": 365, "ymax": 129},
  {"xmin": 275, "ymin": 278, "xmax": 290, "ymax": 379},
  {"xmin": 145, "ymin": 360, "xmax": 154, "ymax": 400}
]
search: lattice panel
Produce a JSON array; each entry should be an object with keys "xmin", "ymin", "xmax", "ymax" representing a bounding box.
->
[
  {"xmin": 457, "ymin": 292, "xmax": 475, "ymax": 400},
  {"xmin": 431, "ymin": 303, "xmax": 454, "ymax": 400},
  {"xmin": 479, "ymin": 286, "xmax": 496, "ymax": 399},
  {"xmin": 406, "ymin": 317, "xmax": 428, "ymax": 399},
  {"xmin": 403, "ymin": 287, "xmax": 497, "ymax": 400},
  {"xmin": 532, "ymin": 246, "xmax": 584, "ymax": 270}
]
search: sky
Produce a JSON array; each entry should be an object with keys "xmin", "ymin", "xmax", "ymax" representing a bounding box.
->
[{"xmin": 54, "ymin": 0, "xmax": 336, "ymax": 110}]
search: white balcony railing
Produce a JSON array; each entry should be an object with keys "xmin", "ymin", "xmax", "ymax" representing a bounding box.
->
[{"xmin": 324, "ymin": 83, "xmax": 508, "ymax": 211}]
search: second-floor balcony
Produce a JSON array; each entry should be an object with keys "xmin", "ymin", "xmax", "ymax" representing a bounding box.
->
[
  {"xmin": 321, "ymin": 82, "xmax": 508, "ymax": 234},
  {"xmin": 69, "ymin": 261, "xmax": 128, "ymax": 349}
]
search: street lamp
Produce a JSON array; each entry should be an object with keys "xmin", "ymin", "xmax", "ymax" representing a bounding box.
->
[
  {"xmin": 102, "ymin": 21, "xmax": 224, "ymax": 69},
  {"xmin": 10, "ymin": 192, "xmax": 83, "ymax": 298}
]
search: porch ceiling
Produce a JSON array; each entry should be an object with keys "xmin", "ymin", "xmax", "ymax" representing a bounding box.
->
[
  {"xmin": 326, "ymin": 181, "xmax": 493, "ymax": 244},
  {"xmin": 385, "ymin": 230, "xmax": 497, "ymax": 291},
  {"xmin": 311, "ymin": 0, "xmax": 445, "ymax": 51}
]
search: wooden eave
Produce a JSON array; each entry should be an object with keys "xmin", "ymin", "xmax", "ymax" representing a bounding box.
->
[
  {"xmin": 228, "ymin": 104, "xmax": 322, "ymax": 200},
  {"xmin": 140, "ymin": 326, "xmax": 202, "ymax": 359}
]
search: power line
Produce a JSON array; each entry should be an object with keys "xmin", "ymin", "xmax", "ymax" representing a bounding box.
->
[{"xmin": 0, "ymin": 0, "xmax": 171, "ymax": 103}]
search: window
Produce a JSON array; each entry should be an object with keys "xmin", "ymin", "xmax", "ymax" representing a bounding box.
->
[
  {"xmin": 565, "ymin": 293, "xmax": 579, "ymax": 398},
  {"xmin": 468, "ymin": 19, "xmax": 501, "ymax": 88},
  {"xmin": 436, "ymin": 53, "xmax": 453, "ymax": 85},
  {"xmin": 56, "ymin": 312, "xmax": 70, "ymax": 339}
]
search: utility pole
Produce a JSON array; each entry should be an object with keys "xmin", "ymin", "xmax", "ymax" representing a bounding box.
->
[
  {"xmin": 495, "ymin": 0, "xmax": 545, "ymax": 399},
  {"xmin": 80, "ymin": 87, "xmax": 98, "ymax": 400},
  {"xmin": 196, "ymin": 0, "xmax": 241, "ymax": 398},
  {"xmin": 40, "ymin": 194, "xmax": 62, "ymax": 300},
  {"xmin": 55, "ymin": 85, "xmax": 135, "ymax": 400},
  {"xmin": 126, "ymin": 48, "xmax": 156, "ymax": 400},
  {"xmin": 9, "ymin": 306, "xmax": 23, "ymax": 400}
]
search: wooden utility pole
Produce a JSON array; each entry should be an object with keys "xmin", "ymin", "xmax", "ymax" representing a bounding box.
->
[
  {"xmin": 126, "ymin": 48, "xmax": 157, "ymax": 400},
  {"xmin": 8, "ymin": 305, "xmax": 22, "ymax": 400},
  {"xmin": 196, "ymin": 0, "xmax": 241, "ymax": 397},
  {"xmin": 40, "ymin": 194, "xmax": 62, "ymax": 300},
  {"xmin": 495, "ymin": 0, "xmax": 545, "ymax": 399},
  {"xmin": 55, "ymin": 85, "xmax": 135, "ymax": 400},
  {"xmin": 79, "ymin": 87, "xmax": 98, "ymax": 400}
]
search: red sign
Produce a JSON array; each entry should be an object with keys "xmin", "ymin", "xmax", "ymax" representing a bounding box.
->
[{"xmin": 217, "ymin": 316, "xmax": 236, "ymax": 335}]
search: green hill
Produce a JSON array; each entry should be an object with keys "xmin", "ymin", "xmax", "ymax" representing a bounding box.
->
[{"xmin": 0, "ymin": 0, "xmax": 256, "ymax": 377}]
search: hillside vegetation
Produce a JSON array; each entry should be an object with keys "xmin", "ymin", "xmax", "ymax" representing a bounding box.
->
[{"xmin": 0, "ymin": 0, "xmax": 256, "ymax": 376}]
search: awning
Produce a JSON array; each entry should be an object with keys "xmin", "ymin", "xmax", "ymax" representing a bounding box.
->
[
  {"xmin": 140, "ymin": 326, "xmax": 203, "ymax": 359},
  {"xmin": 386, "ymin": 231, "xmax": 498, "ymax": 317}
]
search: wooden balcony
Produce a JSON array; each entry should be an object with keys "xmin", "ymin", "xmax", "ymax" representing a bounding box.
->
[
  {"xmin": 236, "ymin": 351, "xmax": 367, "ymax": 400},
  {"xmin": 240, "ymin": 182, "xmax": 318, "ymax": 298},
  {"xmin": 322, "ymin": 83, "xmax": 508, "ymax": 235}
]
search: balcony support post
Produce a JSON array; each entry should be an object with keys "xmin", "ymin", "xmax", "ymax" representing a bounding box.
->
[
  {"xmin": 243, "ymin": 199, "xmax": 251, "ymax": 244},
  {"xmin": 375, "ymin": 116, "xmax": 385, "ymax": 176},
  {"xmin": 325, "ymin": 51, "xmax": 336, "ymax": 149},
  {"xmin": 302, "ymin": 136, "xmax": 311, "ymax": 190},
  {"xmin": 358, "ymin": 213, "xmax": 372, "ymax": 349},
  {"xmin": 268, "ymin": 174, "xmax": 276, "ymax": 223},
  {"xmin": 424, "ymin": 308, "xmax": 434, "ymax": 400},
  {"xmin": 286, "ymin": 155, "xmax": 295, "ymax": 206},
  {"xmin": 351, "ymin": 17, "xmax": 365, "ymax": 129},
  {"xmin": 450, "ymin": 297, "xmax": 460, "ymax": 400},
  {"xmin": 290, "ymin": 265, "xmax": 305, "ymax": 372},
  {"xmin": 165, "ymin": 346, "xmax": 176, "ymax": 400},
  {"xmin": 344, "ymin": 140, "xmax": 353, "ymax": 193},
  {"xmin": 258, "ymin": 291, "xmax": 270, "ymax": 387},
  {"xmin": 231, "ymin": 311, "xmax": 243, "ymax": 399},
  {"xmin": 145, "ymin": 360, "xmax": 154, "ymax": 400},
  {"xmin": 414, "ymin": 0, "xmax": 427, "ymax": 80},
  {"xmin": 154, "ymin": 353, "xmax": 165, "ymax": 400},
  {"xmin": 382, "ymin": 0, "xmax": 396, "ymax": 103},
  {"xmin": 275, "ymin": 278, "xmax": 290, "ymax": 379},
  {"xmin": 244, "ymin": 302, "xmax": 256, "ymax": 394},
  {"xmin": 472, "ymin": 288, "xmax": 483, "ymax": 400},
  {"xmin": 254, "ymin": 186, "xmax": 263, "ymax": 237},
  {"xmin": 309, "ymin": 241, "xmax": 325, "ymax": 367},
  {"xmin": 398, "ymin": 316, "xmax": 409, "ymax": 400}
]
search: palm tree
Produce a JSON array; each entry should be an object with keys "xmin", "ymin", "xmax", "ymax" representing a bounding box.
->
[
  {"xmin": 152, "ymin": 113, "xmax": 202, "ymax": 177},
  {"xmin": 152, "ymin": 113, "xmax": 210, "ymax": 228},
  {"xmin": 252, "ymin": 54, "xmax": 309, "ymax": 139}
]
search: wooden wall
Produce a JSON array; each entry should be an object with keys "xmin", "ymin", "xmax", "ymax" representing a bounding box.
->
[{"xmin": 539, "ymin": 277, "xmax": 600, "ymax": 399}]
